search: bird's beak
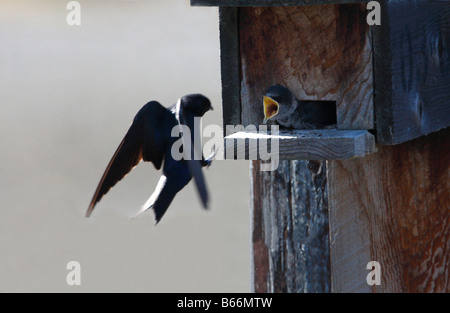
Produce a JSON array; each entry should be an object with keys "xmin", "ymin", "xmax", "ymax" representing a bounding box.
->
[{"xmin": 263, "ymin": 96, "xmax": 279, "ymax": 123}]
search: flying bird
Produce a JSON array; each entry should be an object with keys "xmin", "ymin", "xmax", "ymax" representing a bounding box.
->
[
  {"xmin": 263, "ymin": 85, "xmax": 336, "ymax": 129},
  {"xmin": 86, "ymin": 94, "xmax": 214, "ymax": 223}
]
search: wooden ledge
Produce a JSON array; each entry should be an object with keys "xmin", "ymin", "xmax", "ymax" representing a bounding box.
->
[{"xmin": 224, "ymin": 129, "xmax": 376, "ymax": 160}]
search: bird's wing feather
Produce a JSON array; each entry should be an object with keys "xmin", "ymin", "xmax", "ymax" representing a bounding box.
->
[{"xmin": 86, "ymin": 101, "xmax": 173, "ymax": 217}]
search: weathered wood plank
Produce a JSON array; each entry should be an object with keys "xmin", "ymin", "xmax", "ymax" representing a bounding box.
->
[
  {"xmin": 328, "ymin": 127, "xmax": 450, "ymax": 292},
  {"xmin": 251, "ymin": 160, "xmax": 331, "ymax": 292},
  {"xmin": 239, "ymin": 5, "xmax": 373, "ymax": 130},
  {"xmin": 191, "ymin": 0, "xmax": 370, "ymax": 7},
  {"xmin": 225, "ymin": 129, "xmax": 376, "ymax": 160},
  {"xmin": 373, "ymin": 0, "xmax": 450, "ymax": 145}
]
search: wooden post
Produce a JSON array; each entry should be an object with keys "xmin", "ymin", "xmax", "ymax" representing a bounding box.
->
[
  {"xmin": 192, "ymin": 0, "xmax": 450, "ymax": 292},
  {"xmin": 241, "ymin": 3, "xmax": 373, "ymax": 293},
  {"xmin": 251, "ymin": 160, "xmax": 331, "ymax": 292}
]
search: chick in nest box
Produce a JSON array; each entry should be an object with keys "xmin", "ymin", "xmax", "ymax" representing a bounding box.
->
[{"xmin": 263, "ymin": 85, "xmax": 337, "ymax": 129}]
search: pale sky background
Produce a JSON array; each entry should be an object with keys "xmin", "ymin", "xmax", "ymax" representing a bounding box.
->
[{"xmin": 0, "ymin": 0, "xmax": 250, "ymax": 292}]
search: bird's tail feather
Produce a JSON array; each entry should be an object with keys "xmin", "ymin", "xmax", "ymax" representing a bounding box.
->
[{"xmin": 134, "ymin": 176, "xmax": 177, "ymax": 224}]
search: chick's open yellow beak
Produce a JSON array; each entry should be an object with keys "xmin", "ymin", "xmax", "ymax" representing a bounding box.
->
[{"xmin": 263, "ymin": 96, "xmax": 279, "ymax": 123}]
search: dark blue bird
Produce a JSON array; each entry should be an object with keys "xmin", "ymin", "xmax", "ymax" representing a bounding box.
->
[{"xmin": 86, "ymin": 94, "xmax": 214, "ymax": 223}]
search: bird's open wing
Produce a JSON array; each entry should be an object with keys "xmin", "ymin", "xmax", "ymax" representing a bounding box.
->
[{"xmin": 86, "ymin": 101, "xmax": 173, "ymax": 217}]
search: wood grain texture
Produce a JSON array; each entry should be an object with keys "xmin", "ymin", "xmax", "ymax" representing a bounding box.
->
[
  {"xmin": 191, "ymin": 0, "xmax": 370, "ymax": 7},
  {"xmin": 373, "ymin": 0, "xmax": 450, "ymax": 145},
  {"xmin": 225, "ymin": 129, "xmax": 376, "ymax": 160},
  {"xmin": 251, "ymin": 160, "xmax": 331, "ymax": 292},
  {"xmin": 328, "ymin": 127, "xmax": 450, "ymax": 292},
  {"xmin": 239, "ymin": 5, "xmax": 374, "ymax": 130}
]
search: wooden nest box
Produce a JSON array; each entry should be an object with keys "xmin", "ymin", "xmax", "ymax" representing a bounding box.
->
[{"xmin": 192, "ymin": 0, "xmax": 450, "ymax": 293}]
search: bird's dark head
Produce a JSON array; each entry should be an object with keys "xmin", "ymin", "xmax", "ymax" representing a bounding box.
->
[
  {"xmin": 180, "ymin": 94, "xmax": 213, "ymax": 117},
  {"xmin": 263, "ymin": 85, "xmax": 293, "ymax": 123}
]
